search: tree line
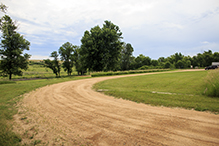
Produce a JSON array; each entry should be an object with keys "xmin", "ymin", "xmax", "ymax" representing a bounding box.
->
[
  {"xmin": 129, "ymin": 50, "xmax": 219, "ymax": 70},
  {"xmin": 0, "ymin": 3, "xmax": 218, "ymax": 79}
]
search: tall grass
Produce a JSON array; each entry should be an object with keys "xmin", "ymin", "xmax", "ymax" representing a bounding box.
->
[{"xmin": 205, "ymin": 69, "xmax": 219, "ymax": 97}]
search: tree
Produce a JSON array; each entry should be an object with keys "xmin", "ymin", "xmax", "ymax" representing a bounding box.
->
[
  {"xmin": 120, "ymin": 43, "xmax": 134, "ymax": 70},
  {"xmin": 59, "ymin": 42, "xmax": 76, "ymax": 75},
  {"xmin": 158, "ymin": 57, "xmax": 165, "ymax": 63},
  {"xmin": 164, "ymin": 61, "xmax": 171, "ymax": 68},
  {"xmin": 202, "ymin": 50, "xmax": 213, "ymax": 67},
  {"xmin": 166, "ymin": 56, "xmax": 175, "ymax": 64},
  {"xmin": 182, "ymin": 56, "xmax": 191, "ymax": 68},
  {"xmin": 175, "ymin": 60, "xmax": 184, "ymax": 69},
  {"xmin": 213, "ymin": 52, "xmax": 219, "ymax": 62},
  {"xmin": 0, "ymin": 3, "xmax": 7, "ymax": 13},
  {"xmin": 196, "ymin": 53, "xmax": 204, "ymax": 67},
  {"xmin": 44, "ymin": 51, "xmax": 61, "ymax": 77},
  {"xmin": 0, "ymin": 15, "xmax": 30, "ymax": 80},
  {"xmin": 174, "ymin": 52, "xmax": 184, "ymax": 63},
  {"xmin": 151, "ymin": 60, "xmax": 159, "ymax": 66},
  {"xmin": 80, "ymin": 20, "xmax": 123, "ymax": 71},
  {"xmin": 74, "ymin": 46, "xmax": 87, "ymax": 75},
  {"xmin": 135, "ymin": 54, "xmax": 151, "ymax": 69}
]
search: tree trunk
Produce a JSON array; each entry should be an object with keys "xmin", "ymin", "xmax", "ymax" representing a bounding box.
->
[{"xmin": 9, "ymin": 73, "xmax": 12, "ymax": 80}]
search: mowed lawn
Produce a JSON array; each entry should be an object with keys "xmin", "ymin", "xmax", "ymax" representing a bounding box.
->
[{"xmin": 94, "ymin": 71, "xmax": 219, "ymax": 113}]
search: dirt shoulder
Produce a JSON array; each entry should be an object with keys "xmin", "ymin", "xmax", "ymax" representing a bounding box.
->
[{"xmin": 13, "ymin": 69, "xmax": 219, "ymax": 145}]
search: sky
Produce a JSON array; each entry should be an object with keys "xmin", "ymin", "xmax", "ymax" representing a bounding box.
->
[{"xmin": 1, "ymin": 0, "xmax": 219, "ymax": 59}]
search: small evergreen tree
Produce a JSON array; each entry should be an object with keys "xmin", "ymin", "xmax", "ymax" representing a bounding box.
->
[{"xmin": 0, "ymin": 15, "xmax": 31, "ymax": 80}]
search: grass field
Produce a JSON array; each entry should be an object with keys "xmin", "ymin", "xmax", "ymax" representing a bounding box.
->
[
  {"xmin": 0, "ymin": 60, "xmax": 80, "ymax": 80},
  {"xmin": 94, "ymin": 71, "xmax": 219, "ymax": 113},
  {"xmin": 0, "ymin": 76, "xmax": 90, "ymax": 145}
]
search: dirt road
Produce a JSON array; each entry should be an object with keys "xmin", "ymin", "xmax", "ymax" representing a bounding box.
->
[{"xmin": 14, "ymin": 70, "xmax": 219, "ymax": 146}]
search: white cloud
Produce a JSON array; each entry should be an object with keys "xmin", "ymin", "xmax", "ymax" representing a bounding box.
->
[{"xmin": 1, "ymin": 0, "xmax": 219, "ymax": 59}]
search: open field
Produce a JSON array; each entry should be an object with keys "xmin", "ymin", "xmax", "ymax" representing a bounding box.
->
[
  {"xmin": 11, "ymin": 69, "xmax": 219, "ymax": 145},
  {"xmin": 0, "ymin": 60, "xmax": 82, "ymax": 80},
  {"xmin": 0, "ymin": 61, "xmax": 79, "ymax": 80},
  {"xmin": 94, "ymin": 70, "xmax": 219, "ymax": 113}
]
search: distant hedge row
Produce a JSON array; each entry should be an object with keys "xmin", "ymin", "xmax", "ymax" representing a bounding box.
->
[{"xmin": 91, "ymin": 69, "xmax": 171, "ymax": 77}]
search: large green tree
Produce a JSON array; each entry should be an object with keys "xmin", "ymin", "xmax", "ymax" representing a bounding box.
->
[
  {"xmin": 59, "ymin": 42, "xmax": 76, "ymax": 75},
  {"xmin": 120, "ymin": 43, "xmax": 134, "ymax": 70},
  {"xmin": 0, "ymin": 15, "xmax": 30, "ymax": 80},
  {"xmin": 135, "ymin": 54, "xmax": 151, "ymax": 69},
  {"xmin": 80, "ymin": 20, "xmax": 123, "ymax": 71},
  {"xmin": 44, "ymin": 51, "xmax": 61, "ymax": 77},
  {"xmin": 73, "ymin": 46, "xmax": 87, "ymax": 75}
]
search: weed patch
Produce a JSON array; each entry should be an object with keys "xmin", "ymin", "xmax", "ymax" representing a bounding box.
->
[{"xmin": 204, "ymin": 69, "xmax": 219, "ymax": 97}]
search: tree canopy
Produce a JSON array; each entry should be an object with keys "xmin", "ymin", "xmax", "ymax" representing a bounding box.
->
[
  {"xmin": 120, "ymin": 43, "xmax": 134, "ymax": 70},
  {"xmin": 0, "ymin": 15, "xmax": 30, "ymax": 79},
  {"xmin": 44, "ymin": 51, "xmax": 61, "ymax": 77},
  {"xmin": 59, "ymin": 42, "xmax": 76, "ymax": 75},
  {"xmin": 80, "ymin": 20, "xmax": 123, "ymax": 71}
]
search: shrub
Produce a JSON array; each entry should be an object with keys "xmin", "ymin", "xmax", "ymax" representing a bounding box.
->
[
  {"xmin": 205, "ymin": 69, "xmax": 219, "ymax": 97},
  {"xmin": 138, "ymin": 65, "xmax": 149, "ymax": 70}
]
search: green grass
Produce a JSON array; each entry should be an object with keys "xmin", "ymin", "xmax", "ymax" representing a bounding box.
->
[
  {"xmin": 0, "ymin": 76, "xmax": 90, "ymax": 146},
  {"xmin": 94, "ymin": 71, "xmax": 219, "ymax": 113},
  {"xmin": 0, "ymin": 81, "xmax": 16, "ymax": 84}
]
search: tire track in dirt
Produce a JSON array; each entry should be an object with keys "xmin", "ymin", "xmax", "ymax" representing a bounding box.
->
[{"xmin": 14, "ymin": 70, "xmax": 219, "ymax": 146}]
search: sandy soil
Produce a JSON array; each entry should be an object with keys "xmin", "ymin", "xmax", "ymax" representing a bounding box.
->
[{"xmin": 13, "ymin": 70, "xmax": 219, "ymax": 146}]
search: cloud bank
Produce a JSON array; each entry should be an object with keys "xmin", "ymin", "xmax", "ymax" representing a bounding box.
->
[{"xmin": 2, "ymin": 0, "xmax": 219, "ymax": 59}]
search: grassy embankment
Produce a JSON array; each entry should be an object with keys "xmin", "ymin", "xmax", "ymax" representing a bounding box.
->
[
  {"xmin": 91, "ymin": 69, "xmax": 171, "ymax": 77},
  {"xmin": 0, "ymin": 76, "xmax": 90, "ymax": 145},
  {"xmin": 94, "ymin": 70, "xmax": 219, "ymax": 113}
]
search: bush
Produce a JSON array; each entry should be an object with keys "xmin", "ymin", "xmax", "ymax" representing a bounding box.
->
[
  {"xmin": 138, "ymin": 65, "xmax": 149, "ymax": 70},
  {"xmin": 205, "ymin": 69, "xmax": 219, "ymax": 97}
]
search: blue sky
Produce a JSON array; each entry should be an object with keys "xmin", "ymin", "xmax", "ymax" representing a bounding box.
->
[{"xmin": 2, "ymin": 0, "xmax": 219, "ymax": 59}]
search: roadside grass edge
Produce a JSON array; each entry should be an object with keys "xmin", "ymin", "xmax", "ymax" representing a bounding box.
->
[{"xmin": 91, "ymin": 69, "xmax": 171, "ymax": 77}]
